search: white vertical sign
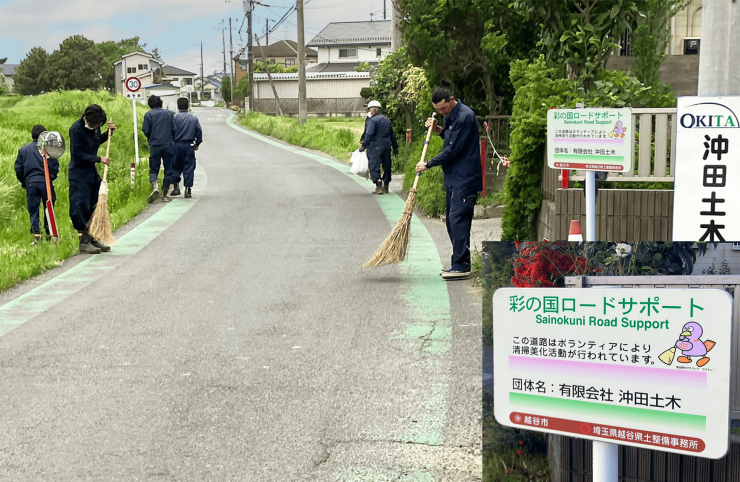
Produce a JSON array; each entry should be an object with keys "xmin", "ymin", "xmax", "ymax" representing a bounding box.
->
[{"xmin": 673, "ymin": 97, "xmax": 740, "ymax": 241}]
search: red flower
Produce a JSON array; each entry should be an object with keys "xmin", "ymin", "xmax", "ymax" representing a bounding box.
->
[
  {"xmin": 518, "ymin": 441, "xmax": 524, "ymax": 445},
  {"xmin": 517, "ymin": 450, "xmax": 523, "ymax": 456}
]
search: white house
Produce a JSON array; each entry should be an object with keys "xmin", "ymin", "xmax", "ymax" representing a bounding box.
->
[
  {"xmin": 162, "ymin": 65, "xmax": 197, "ymax": 90},
  {"xmin": 306, "ymin": 20, "xmax": 391, "ymax": 73},
  {"xmin": 1, "ymin": 63, "xmax": 17, "ymax": 91},
  {"xmin": 114, "ymin": 52, "xmax": 163, "ymax": 95}
]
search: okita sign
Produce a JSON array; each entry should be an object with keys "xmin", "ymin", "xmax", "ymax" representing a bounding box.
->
[
  {"xmin": 493, "ymin": 287, "xmax": 732, "ymax": 459},
  {"xmin": 673, "ymin": 97, "xmax": 740, "ymax": 242}
]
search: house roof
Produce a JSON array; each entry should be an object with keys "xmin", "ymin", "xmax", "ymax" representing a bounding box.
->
[
  {"xmin": 233, "ymin": 40, "xmax": 318, "ymax": 61},
  {"xmin": 1, "ymin": 64, "xmax": 18, "ymax": 76},
  {"xmin": 253, "ymin": 71, "xmax": 370, "ymax": 80},
  {"xmin": 306, "ymin": 62, "xmax": 378, "ymax": 73},
  {"xmin": 145, "ymin": 83, "xmax": 178, "ymax": 90},
  {"xmin": 163, "ymin": 65, "xmax": 197, "ymax": 76},
  {"xmin": 307, "ymin": 21, "xmax": 391, "ymax": 47},
  {"xmin": 113, "ymin": 52, "xmax": 162, "ymax": 66}
]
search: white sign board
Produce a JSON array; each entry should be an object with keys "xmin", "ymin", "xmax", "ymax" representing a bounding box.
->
[
  {"xmin": 673, "ymin": 97, "xmax": 740, "ymax": 242},
  {"xmin": 125, "ymin": 92, "xmax": 142, "ymax": 100},
  {"xmin": 547, "ymin": 108, "xmax": 633, "ymax": 172},
  {"xmin": 493, "ymin": 287, "xmax": 732, "ymax": 459}
]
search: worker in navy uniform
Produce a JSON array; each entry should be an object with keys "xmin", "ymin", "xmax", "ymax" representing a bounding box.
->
[
  {"xmin": 14, "ymin": 125, "xmax": 59, "ymax": 245},
  {"xmin": 68, "ymin": 104, "xmax": 116, "ymax": 254},
  {"xmin": 142, "ymin": 94, "xmax": 176, "ymax": 203},
  {"xmin": 415, "ymin": 86, "xmax": 482, "ymax": 281},
  {"xmin": 170, "ymin": 97, "xmax": 202, "ymax": 198},
  {"xmin": 360, "ymin": 100, "xmax": 398, "ymax": 194}
]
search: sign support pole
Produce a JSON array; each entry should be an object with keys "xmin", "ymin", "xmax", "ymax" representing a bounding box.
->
[
  {"xmin": 132, "ymin": 98, "xmax": 139, "ymax": 189},
  {"xmin": 585, "ymin": 170, "xmax": 596, "ymax": 242}
]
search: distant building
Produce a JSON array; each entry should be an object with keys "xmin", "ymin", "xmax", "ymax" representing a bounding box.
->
[
  {"xmin": 1, "ymin": 63, "xmax": 18, "ymax": 91},
  {"xmin": 162, "ymin": 66, "xmax": 197, "ymax": 90},
  {"xmin": 306, "ymin": 20, "xmax": 391, "ymax": 73},
  {"xmin": 233, "ymin": 40, "xmax": 317, "ymax": 84},
  {"xmin": 113, "ymin": 52, "xmax": 163, "ymax": 95}
]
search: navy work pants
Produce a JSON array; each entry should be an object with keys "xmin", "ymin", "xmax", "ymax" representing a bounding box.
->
[
  {"xmin": 149, "ymin": 144, "xmax": 175, "ymax": 184},
  {"xmin": 445, "ymin": 189, "xmax": 477, "ymax": 271},
  {"xmin": 172, "ymin": 141, "xmax": 196, "ymax": 187},
  {"xmin": 69, "ymin": 179, "xmax": 100, "ymax": 232},
  {"xmin": 368, "ymin": 142, "xmax": 392, "ymax": 186},
  {"xmin": 26, "ymin": 182, "xmax": 56, "ymax": 235}
]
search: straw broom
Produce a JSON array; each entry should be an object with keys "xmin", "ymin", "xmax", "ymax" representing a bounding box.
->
[
  {"xmin": 87, "ymin": 120, "xmax": 116, "ymax": 244},
  {"xmin": 362, "ymin": 114, "xmax": 437, "ymax": 268}
]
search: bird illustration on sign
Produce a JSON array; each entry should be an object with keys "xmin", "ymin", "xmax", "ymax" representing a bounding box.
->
[
  {"xmin": 659, "ymin": 322, "xmax": 715, "ymax": 367},
  {"xmin": 608, "ymin": 120, "xmax": 627, "ymax": 139}
]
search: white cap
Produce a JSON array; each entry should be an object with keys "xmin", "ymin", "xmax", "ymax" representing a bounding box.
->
[{"xmin": 367, "ymin": 100, "xmax": 382, "ymax": 109}]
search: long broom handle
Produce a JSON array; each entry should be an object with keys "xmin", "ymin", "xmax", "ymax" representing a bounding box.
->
[
  {"xmin": 102, "ymin": 119, "xmax": 112, "ymax": 183},
  {"xmin": 43, "ymin": 151, "xmax": 53, "ymax": 204},
  {"xmin": 412, "ymin": 113, "xmax": 437, "ymax": 191}
]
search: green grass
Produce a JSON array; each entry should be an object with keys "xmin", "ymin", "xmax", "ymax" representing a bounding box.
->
[{"xmin": 0, "ymin": 90, "xmax": 153, "ymax": 293}]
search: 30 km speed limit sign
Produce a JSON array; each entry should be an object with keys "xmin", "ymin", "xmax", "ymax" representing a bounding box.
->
[{"xmin": 125, "ymin": 77, "xmax": 141, "ymax": 92}]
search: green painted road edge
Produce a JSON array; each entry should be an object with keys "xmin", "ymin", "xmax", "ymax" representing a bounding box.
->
[
  {"xmin": 0, "ymin": 168, "xmax": 207, "ymax": 337},
  {"xmin": 226, "ymin": 115, "xmax": 454, "ymax": 478}
]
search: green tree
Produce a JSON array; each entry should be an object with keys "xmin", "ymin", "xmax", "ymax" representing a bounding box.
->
[
  {"xmin": 12, "ymin": 47, "xmax": 49, "ymax": 95},
  {"xmin": 253, "ymin": 61, "xmax": 298, "ymax": 74},
  {"xmin": 97, "ymin": 37, "xmax": 147, "ymax": 91},
  {"xmin": 234, "ymin": 76, "xmax": 249, "ymax": 101},
  {"xmin": 514, "ymin": 0, "xmax": 640, "ymax": 89},
  {"xmin": 221, "ymin": 75, "xmax": 231, "ymax": 103},
  {"xmin": 45, "ymin": 35, "xmax": 106, "ymax": 91}
]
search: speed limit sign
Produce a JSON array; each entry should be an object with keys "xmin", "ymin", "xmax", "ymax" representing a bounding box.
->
[{"xmin": 126, "ymin": 77, "xmax": 141, "ymax": 92}]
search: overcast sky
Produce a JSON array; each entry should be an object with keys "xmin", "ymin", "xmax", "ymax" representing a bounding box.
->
[{"xmin": 0, "ymin": 0, "xmax": 392, "ymax": 76}]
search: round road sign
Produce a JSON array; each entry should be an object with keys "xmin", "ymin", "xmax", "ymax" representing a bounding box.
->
[{"xmin": 126, "ymin": 77, "xmax": 141, "ymax": 92}]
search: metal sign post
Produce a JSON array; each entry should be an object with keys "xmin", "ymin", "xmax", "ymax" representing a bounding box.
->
[
  {"xmin": 125, "ymin": 77, "xmax": 142, "ymax": 189},
  {"xmin": 493, "ymin": 287, "xmax": 732, "ymax": 480},
  {"xmin": 547, "ymin": 108, "xmax": 632, "ymax": 241}
]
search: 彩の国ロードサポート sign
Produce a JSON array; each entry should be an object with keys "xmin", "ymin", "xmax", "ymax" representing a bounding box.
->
[
  {"xmin": 493, "ymin": 287, "xmax": 732, "ymax": 459},
  {"xmin": 547, "ymin": 108, "xmax": 633, "ymax": 172}
]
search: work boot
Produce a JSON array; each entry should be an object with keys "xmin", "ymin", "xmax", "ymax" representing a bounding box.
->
[
  {"xmin": 91, "ymin": 238, "xmax": 111, "ymax": 252},
  {"xmin": 382, "ymin": 183, "xmax": 389, "ymax": 194},
  {"xmin": 372, "ymin": 181, "xmax": 384, "ymax": 195},
  {"xmin": 184, "ymin": 187, "xmax": 192, "ymax": 198},
  {"xmin": 161, "ymin": 184, "xmax": 171, "ymax": 202},
  {"xmin": 79, "ymin": 233, "xmax": 101, "ymax": 254},
  {"xmin": 170, "ymin": 182, "xmax": 181, "ymax": 196},
  {"xmin": 31, "ymin": 234, "xmax": 42, "ymax": 246},
  {"xmin": 148, "ymin": 181, "xmax": 160, "ymax": 203}
]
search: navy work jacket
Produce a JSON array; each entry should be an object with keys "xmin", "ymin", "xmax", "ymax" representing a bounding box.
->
[
  {"xmin": 14, "ymin": 139, "xmax": 59, "ymax": 188},
  {"xmin": 426, "ymin": 101, "xmax": 483, "ymax": 196},
  {"xmin": 361, "ymin": 113, "xmax": 398, "ymax": 152},
  {"xmin": 173, "ymin": 111, "xmax": 203, "ymax": 145},
  {"xmin": 143, "ymin": 107, "xmax": 176, "ymax": 147},
  {"xmin": 68, "ymin": 117, "xmax": 110, "ymax": 183}
]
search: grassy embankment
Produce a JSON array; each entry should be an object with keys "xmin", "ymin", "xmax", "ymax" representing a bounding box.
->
[{"xmin": 0, "ymin": 91, "xmax": 153, "ymax": 292}]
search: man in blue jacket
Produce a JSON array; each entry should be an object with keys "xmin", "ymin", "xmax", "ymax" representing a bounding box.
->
[
  {"xmin": 142, "ymin": 95, "xmax": 176, "ymax": 203},
  {"xmin": 68, "ymin": 104, "xmax": 116, "ymax": 254},
  {"xmin": 171, "ymin": 97, "xmax": 202, "ymax": 198},
  {"xmin": 14, "ymin": 125, "xmax": 59, "ymax": 245},
  {"xmin": 361, "ymin": 100, "xmax": 398, "ymax": 194},
  {"xmin": 416, "ymin": 87, "xmax": 482, "ymax": 280}
]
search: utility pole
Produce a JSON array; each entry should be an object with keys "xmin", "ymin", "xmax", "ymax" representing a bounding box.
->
[
  {"xmin": 221, "ymin": 21, "xmax": 227, "ymax": 85},
  {"xmin": 391, "ymin": 0, "xmax": 402, "ymax": 51},
  {"xmin": 246, "ymin": 0, "xmax": 254, "ymax": 111},
  {"xmin": 297, "ymin": 0, "xmax": 307, "ymax": 125},
  {"xmin": 200, "ymin": 40, "xmax": 204, "ymax": 102},
  {"xmin": 384, "ymin": 0, "xmax": 386, "ymax": 20},
  {"xmin": 229, "ymin": 17, "xmax": 234, "ymax": 103},
  {"xmin": 256, "ymin": 37, "xmax": 283, "ymax": 116},
  {"xmin": 266, "ymin": 18, "xmax": 269, "ymax": 45},
  {"xmin": 698, "ymin": 0, "xmax": 740, "ymax": 95}
]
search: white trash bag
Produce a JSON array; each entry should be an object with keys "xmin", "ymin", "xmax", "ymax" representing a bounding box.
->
[{"xmin": 349, "ymin": 149, "xmax": 370, "ymax": 179}]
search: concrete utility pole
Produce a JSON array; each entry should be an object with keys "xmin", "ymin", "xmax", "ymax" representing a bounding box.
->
[
  {"xmin": 697, "ymin": 0, "xmax": 740, "ymax": 95},
  {"xmin": 246, "ymin": 0, "xmax": 254, "ymax": 110},
  {"xmin": 384, "ymin": 0, "xmax": 386, "ymax": 20},
  {"xmin": 200, "ymin": 41, "xmax": 204, "ymax": 101},
  {"xmin": 256, "ymin": 37, "xmax": 284, "ymax": 116},
  {"xmin": 222, "ymin": 22, "xmax": 227, "ymax": 87},
  {"xmin": 391, "ymin": 0, "xmax": 402, "ymax": 51},
  {"xmin": 229, "ymin": 17, "xmax": 235, "ymax": 103},
  {"xmin": 297, "ymin": 0, "xmax": 307, "ymax": 125}
]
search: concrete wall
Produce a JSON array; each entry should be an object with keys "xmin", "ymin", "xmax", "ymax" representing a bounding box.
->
[
  {"xmin": 605, "ymin": 54, "xmax": 700, "ymax": 96},
  {"xmin": 254, "ymin": 76, "xmax": 370, "ymax": 99}
]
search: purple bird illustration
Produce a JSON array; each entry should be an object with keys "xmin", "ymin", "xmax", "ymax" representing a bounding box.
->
[
  {"xmin": 675, "ymin": 322, "xmax": 714, "ymax": 367},
  {"xmin": 608, "ymin": 121, "xmax": 627, "ymax": 138}
]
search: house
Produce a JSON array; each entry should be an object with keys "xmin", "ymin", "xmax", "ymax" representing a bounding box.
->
[
  {"xmin": 113, "ymin": 52, "xmax": 163, "ymax": 95},
  {"xmin": 143, "ymin": 83, "xmax": 181, "ymax": 112},
  {"xmin": 306, "ymin": 20, "xmax": 391, "ymax": 73},
  {"xmin": 233, "ymin": 40, "xmax": 318, "ymax": 84},
  {"xmin": 195, "ymin": 76, "xmax": 222, "ymax": 101},
  {"xmin": 1, "ymin": 63, "xmax": 18, "ymax": 92},
  {"xmin": 161, "ymin": 65, "xmax": 197, "ymax": 90}
]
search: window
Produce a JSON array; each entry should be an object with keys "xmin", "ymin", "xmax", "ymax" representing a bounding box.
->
[
  {"xmin": 285, "ymin": 58, "xmax": 295, "ymax": 67},
  {"xmin": 138, "ymin": 64, "xmax": 149, "ymax": 71},
  {"xmin": 376, "ymin": 48, "xmax": 382, "ymax": 58},
  {"xmin": 184, "ymin": 78, "xmax": 193, "ymax": 85},
  {"xmin": 339, "ymin": 48, "xmax": 357, "ymax": 59},
  {"xmin": 269, "ymin": 58, "xmax": 276, "ymax": 63},
  {"xmin": 127, "ymin": 67, "xmax": 136, "ymax": 73},
  {"xmin": 172, "ymin": 78, "xmax": 179, "ymax": 82}
]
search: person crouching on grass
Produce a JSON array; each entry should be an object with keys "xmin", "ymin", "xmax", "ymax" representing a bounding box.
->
[
  {"xmin": 68, "ymin": 104, "xmax": 116, "ymax": 254},
  {"xmin": 14, "ymin": 125, "xmax": 59, "ymax": 245}
]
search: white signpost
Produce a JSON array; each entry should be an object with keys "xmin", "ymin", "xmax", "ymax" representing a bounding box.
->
[
  {"xmin": 547, "ymin": 108, "xmax": 633, "ymax": 241},
  {"xmin": 673, "ymin": 97, "xmax": 740, "ymax": 242},
  {"xmin": 125, "ymin": 77, "xmax": 141, "ymax": 189},
  {"xmin": 493, "ymin": 287, "xmax": 733, "ymax": 479}
]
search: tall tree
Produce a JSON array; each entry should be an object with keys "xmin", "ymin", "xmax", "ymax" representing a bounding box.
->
[
  {"xmin": 45, "ymin": 35, "xmax": 106, "ymax": 90},
  {"xmin": 12, "ymin": 47, "xmax": 49, "ymax": 95}
]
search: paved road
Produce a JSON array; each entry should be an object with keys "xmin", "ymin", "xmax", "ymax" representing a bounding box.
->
[{"xmin": 0, "ymin": 107, "xmax": 482, "ymax": 481}]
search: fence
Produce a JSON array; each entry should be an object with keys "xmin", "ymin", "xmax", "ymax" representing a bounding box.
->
[
  {"xmin": 252, "ymin": 97, "xmax": 365, "ymax": 116},
  {"xmin": 547, "ymin": 275, "xmax": 740, "ymax": 482}
]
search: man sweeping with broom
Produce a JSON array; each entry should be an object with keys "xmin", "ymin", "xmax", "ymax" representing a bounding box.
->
[
  {"xmin": 68, "ymin": 104, "xmax": 116, "ymax": 254},
  {"xmin": 415, "ymin": 86, "xmax": 482, "ymax": 281}
]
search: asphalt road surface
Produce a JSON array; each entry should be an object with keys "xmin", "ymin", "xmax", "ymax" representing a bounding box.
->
[{"xmin": 0, "ymin": 107, "xmax": 482, "ymax": 481}]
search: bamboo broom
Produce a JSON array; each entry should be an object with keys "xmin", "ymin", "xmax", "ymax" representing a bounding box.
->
[
  {"xmin": 362, "ymin": 114, "xmax": 436, "ymax": 268},
  {"xmin": 87, "ymin": 120, "xmax": 116, "ymax": 244}
]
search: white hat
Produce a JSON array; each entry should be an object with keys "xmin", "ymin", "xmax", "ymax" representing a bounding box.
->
[{"xmin": 367, "ymin": 100, "xmax": 382, "ymax": 109}]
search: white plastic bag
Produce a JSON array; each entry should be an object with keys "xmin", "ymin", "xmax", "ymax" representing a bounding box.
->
[{"xmin": 349, "ymin": 149, "xmax": 370, "ymax": 179}]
